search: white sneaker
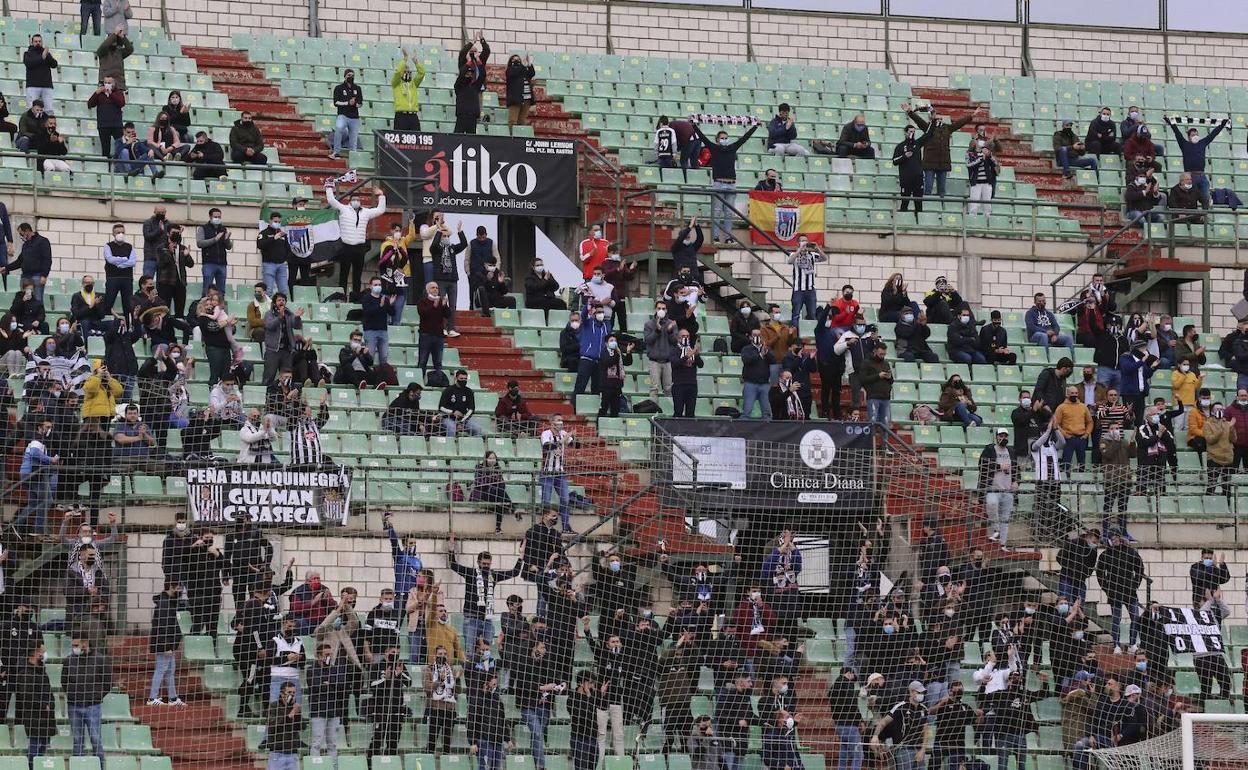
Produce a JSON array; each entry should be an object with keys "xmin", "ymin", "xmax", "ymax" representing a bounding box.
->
[
  {"xmin": 1113, "ymin": 645, "xmax": 1123, "ymax": 654},
  {"xmin": 146, "ymin": 699, "xmax": 165, "ymax": 706},
  {"xmin": 1128, "ymin": 644, "xmax": 1139, "ymax": 654},
  {"xmin": 445, "ymin": 330, "xmax": 461, "ymax": 338},
  {"xmin": 987, "ymin": 531, "xmax": 1000, "ymax": 542},
  {"xmin": 168, "ymin": 698, "xmax": 187, "ymax": 707}
]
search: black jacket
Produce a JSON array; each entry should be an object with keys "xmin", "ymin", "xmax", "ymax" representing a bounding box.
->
[
  {"xmin": 524, "ymin": 270, "xmax": 560, "ymax": 306},
  {"xmin": 257, "ymin": 226, "xmax": 292, "ymax": 265},
  {"xmin": 264, "ymin": 698, "xmax": 306, "ymax": 753},
  {"xmin": 1057, "ymin": 538, "xmax": 1098, "ymax": 583},
  {"xmin": 891, "ymin": 133, "xmax": 929, "ymax": 180},
  {"xmin": 12, "ymin": 234, "xmax": 52, "ymax": 279},
  {"xmin": 504, "ymin": 61, "xmax": 535, "ymax": 106},
  {"xmin": 64, "ymin": 650, "xmax": 114, "ymax": 705},
  {"xmin": 1095, "ymin": 544, "xmax": 1145, "ymax": 602},
  {"xmin": 14, "ymin": 661, "xmax": 55, "ymax": 740},
  {"xmin": 691, "ymin": 124, "xmax": 759, "ymax": 182},
  {"xmin": 947, "ymin": 319, "xmax": 979, "ymax": 356},
  {"xmin": 156, "ymin": 241, "xmax": 192, "ymax": 286},
  {"xmin": 332, "ymin": 81, "xmax": 363, "ymax": 119},
  {"xmin": 670, "ymin": 225, "xmax": 704, "ymax": 271},
  {"xmin": 307, "ymin": 660, "xmax": 349, "ymax": 720},
  {"xmin": 454, "ymin": 62, "xmax": 487, "ymax": 119},
  {"xmin": 979, "ymin": 323, "xmax": 1010, "ymax": 355},
  {"xmin": 467, "ymin": 685, "xmax": 509, "ymax": 745},
  {"xmin": 22, "ymin": 46, "xmax": 58, "ymax": 89},
  {"xmin": 1033, "ymin": 367, "xmax": 1066, "ymax": 412},
  {"xmin": 149, "ymin": 591, "xmax": 184, "ymax": 653}
]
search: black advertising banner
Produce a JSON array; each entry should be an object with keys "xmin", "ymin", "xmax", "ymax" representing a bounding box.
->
[
  {"xmin": 652, "ymin": 419, "xmax": 878, "ymax": 512},
  {"xmin": 376, "ymin": 130, "xmax": 579, "ymax": 217},
  {"xmin": 186, "ymin": 466, "xmax": 354, "ymax": 526},
  {"xmin": 1158, "ymin": 605, "xmax": 1224, "ymax": 654}
]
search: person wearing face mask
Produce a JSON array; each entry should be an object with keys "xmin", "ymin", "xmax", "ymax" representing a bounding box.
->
[
  {"xmin": 976, "ymin": 427, "xmax": 1020, "ymax": 547},
  {"xmin": 328, "ymin": 67, "xmax": 364, "ymax": 160},
  {"xmin": 327, "ymin": 185, "xmax": 387, "ymax": 301},
  {"xmin": 472, "ymin": 450, "xmax": 516, "ymax": 533},
  {"xmin": 390, "ymin": 48, "xmax": 426, "ymax": 131},
  {"xmin": 741, "ymin": 327, "xmax": 776, "ymax": 419},
  {"xmin": 786, "ymin": 238, "xmax": 826, "ymax": 324},
  {"xmin": 946, "ymin": 308, "xmax": 986, "ymax": 364},
  {"xmin": 596, "ymin": 334, "xmax": 634, "ymax": 418},
  {"xmin": 257, "ymin": 213, "xmax": 292, "ymax": 298},
  {"xmin": 1119, "ymin": 340, "xmax": 1160, "ymax": 426},
  {"xmin": 264, "ymin": 681, "xmax": 305, "ymax": 770},
  {"xmin": 146, "ymin": 110, "xmax": 189, "ymax": 163},
  {"xmin": 494, "ymin": 378, "xmax": 537, "ymax": 437},
  {"xmin": 361, "ymin": 588, "xmax": 403, "ymax": 667},
  {"xmin": 504, "ymin": 53, "xmax": 537, "ymax": 127},
  {"xmin": 578, "ymin": 224, "xmax": 611, "ymax": 279},
  {"xmin": 1164, "ymin": 115, "xmax": 1228, "ymax": 207},
  {"xmin": 869, "ymin": 680, "xmax": 929, "ymax": 770},
  {"xmin": 1124, "ymin": 169, "xmax": 1164, "ymax": 225},
  {"xmin": 938, "ymin": 375, "xmax": 982, "ymax": 427},
  {"xmin": 439, "ymin": 369, "xmax": 485, "ymax": 436},
  {"xmin": 894, "ymin": 308, "xmax": 938, "ymax": 364},
  {"xmin": 159, "ymin": 90, "xmax": 191, "ymax": 142},
  {"xmin": 1188, "ymin": 548, "xmax": 1230, "ymax": 608},
  {"xmin": 360, "ymin": 277, "xmax": 395, "ymax": 366},
  {"xmin": 922, "ymin": 276, "xmax": 965, "ymax": 326},
  {"xmin": 1201, "ymin": 402, "xmax": 1236, "ymax": 498},
  {"xmin": 415, "ymin": 283, "xmax": 451, "ymax": 379},
  {"xmin": 903, "ymin": 102, "xmax": 980, "ymax": 197},
  {"xmin": 834, "ymin": 113, "xmax": 875, "ymax": 160},
  {"xmin": 288, "ymin": 571, "xmax": 335, "ymax": 636},
  {"xmin": 147, "ymin": 580, "xmax": 185, "ymax": 706},
  {"xmin": 539, "ymin": 416, "xmax": 578, "ymax": 532},
  {"xmin": 573, "ymin": 299, "xmax": 613, "ymax": 396},
  {"xmin": 1097, "ymin": 425, "xmax": 1136, "ymax": 539},
  {"xmin": 305, "ymin": 642, "xmax": 347, "ymax": 763},
  {"xmin": 187, "ymin": 129, "xmax": 227, "ymax": 180},
  {"xmin": 14, "ymin": 418, "xmax": 59, "ymax": 537},
  {"xmin": 447, "ymin": 534, "xmax": 524, "ymax": 657},
  {"xmin": 264, "ymin": 616, "xmax": 306, "ymax": 704},
  {"xmin": 690, "ymin": 118, "xmax": 761, "ymax": 244},
  {"xmin": 1053, "ymin": 385, "xmax": 1093, "ymax": 472},
  {"xmin": 670, "ymin": 216, "xmax": 705, "ymax": 277},
  {"xmin": 643, "ymin": 300, "xmax": 679, "ymax": 398},
  {"xmin": 0, "ymin": 223, "xmax": 50, "ymax": 306},
  {"xmin": 1170, "ymin": 359, "xmax": 1201, "ymax": 429},
  {"xmin": 966, "ymin": 145, "xmax": 1001, "ymax": 215},
  {"xmin": 228, "ymin": 110, "xmax": 268, "ymax": 165},
  {"xmin": 99, "ymin": 222, "xmax": 137, "ymax": 319},
  {"xmin": 1052, "ymin": 118, "xmax": 1098, "ymax": 179},
  {"xmin": 1167, "ymin": 171, "xmax": 1205, "ymax": 222},
  {"xmin": 195, "ymin": 207, "xmax": 233, "ymax": 297},
  {"xmin": 421, "ymin": 643, "xmax": 459, "ymax": 754},
  {"xmin": 425, "ymin": 218, "xmax": 467, "ymax": 336},
  {"xmin": 15, "ymin": 641, "xmax": 55, "ymax": 767},
  {"xmin": 761, "ymin": 708, "xmax": 803, "ymax": 770},
  {"xmin": 453, "ymin": 41, "xmax": 488, "ymax": 135},
  {"xmin": 1152, "ymin": 313, "xmax": 1181, "ymax": 370},
  {"xmin": 891, "ymin": 122, "xmax": 930, "ymax": 217},
  {"xmin": 524, "ymin": 258, "xmax": 565, "ymax": 311},
  {"xmin": 1085, "ymin": 107, "xmax": 1121, "ymax": 156}
]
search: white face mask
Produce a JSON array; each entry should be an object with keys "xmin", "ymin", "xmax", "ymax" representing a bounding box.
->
[
  {"xmin": 771, "ymin": 312, "xmax": 782, "ymax": 321},
  {"xmin": 114, "ymin": 234, "xmax": 126, "ymax": 244},
  {"xmin": 1180, "ymin": 364, "xmax": 1190, "ymax": 372},
  {"xmin": 210, "ymin": 217, "xmax": 222, "ymax": 226},
  {"xmin": 784, "ymin": 717, "xmax": 795, "ymax": 730},
  {"xmin": 656, "ymin": 309, "xmax": 666, "ymax": 319},
  {"xmin": 570, "ymin": 321, "xmax": 580, "ymax": 330},
  {"xmin": 350, "ymin": 201, "xmax": 362, "ymax": 211},
  {"xmin": 740, "ymin": 306, "xmax": 751, "ymax": 316},
  {"xmin": 594, "ymin": 313, "xmax": 605, "ymax": 322},
  {"xmin": 750, "ymin": 591, "xmax": 762, "ymax": 602}
]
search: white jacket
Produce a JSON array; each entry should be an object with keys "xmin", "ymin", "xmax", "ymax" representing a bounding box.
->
[
  {"xmin": 238, "ymin": 420, "xmax": 277, "ymax": 464},
  {"xmin": 832, "ymin": 330, "xmax": 862, "ymax": 375},
  {"xmin": 327, "ymin": 189, "xmax": 387, "ymax": 245}
]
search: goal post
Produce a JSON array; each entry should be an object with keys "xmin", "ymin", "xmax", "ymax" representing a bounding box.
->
[{"xmin": 1182, "ymin": 713, "xmax": 1248, "ymax": 770}]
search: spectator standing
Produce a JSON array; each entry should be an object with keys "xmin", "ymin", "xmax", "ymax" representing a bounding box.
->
[
  {"xmin": 1086, "ymin": 107, "xmax": 1120, "ymax": 156},
  {"xmin": 540, "ymin": 415, "xmax": 577, "ymax": 533},
  {"xmin": 1164, "ymin": 116, "xmax": 1228, "ymax": 207},
  {"xmin": 1026, "ymin": 293, "xmax": 1074, "ymax": 351},
  {"xmin": 1119, "ymin": 341, "xmax": 1160, "ymax": 425},
  {"xmin": 597, "ymin": 335, "xmax": 634, "ymax": 418},
  {"xmin": 654, "ymin": 116, "xmax": 678, "ymax": 168},
  {"xmin": 977, "ymin": 428, "xmax": 1020, "ymax": 547},
  {"xmin": 891, "ymin": 124, "xmax": 930, "ymax": 216},
  {"xmin": 141, "ymin": 205, "xmax": 169, "ymax": 284},
  {"xmin": 147, "ymin": 580, "xmax": 184, "ymax": 705},
  {"xmin": 859, "ymin": 342, "xmax": 893, "ymax": 427},
  {"xmin": 95, "ymin": 28, "xmax": 133, "ymax": 90},
  {"xmin": 1056, "ymin": 529, "xmax": 1100, "ymax": 604},
  {"xmin": 391, "ymin": 48, "xmax": 425, "ymax": 131},
  {"xmin": 196, "ymin": 209, "xmax": 232, "ymax": 297},
  {"xmin": 229, "ymin": 111, "xmax": 268, "ymax": 165},
  {"xmin": 869, "ymin": 682, "xmax": 929, "ymax": 770},
  {"xmin": 467, "ymin": 672, "xmax": 509, "ymax": 770},
  {"xmin": 691, "ymin": 119, "xmax": 760, "ymax": 244},
  {"xmin": 265, "ymin": 682, "xmax": 305, "ymax": 770},
  {"xmin": 1205, "ymin": 405, "xmax": 1236, "ymax": 498},
  {"xmin": 329, "ymin": 68, "xmax": 364, "ymax": 160},
  {"xmin": 446, "ymin": 534, "xmax": 523, "ymax": 657},
  {"xmin": 86, "ymin": 75, "xmax": 125, "ymax": 158},
  {"xmin": 261, "ymin": 293, "xmax": 301, "ymax": 385},
  {"xmin": 643, "ymin": 301, "xmax": 678, "ymax": 398},
  {"xmin": 835, "ymin": 114, "xmax": 875, "ymax": 159},
  {"xmin": 670, "ymin": 217, "xmax": 703, "ymax": 276},
  {"xmin": 306, "ymin": 643, "xmax": 347, "ymax": 764},
  {"xmin": 430, "ymin": 220, "xmax": 467, "ymax": 337},
  {"xmin": 416, "ymin": 282, "xmax": 451, "ymax": 377},
  {"xmin": 505, "ymin": 54, "xmax": 536, "ymax": 127},
  {"xmin": 601, "ymin": 251, "xmax": 637, "ymax": 332},
  {"xmin": 453, "ymin": 44, "xmax": 488, "ymax": 134},
  {"xmin": 573, "ymin": 300, "xmax": 611, "ymax": 396},
  {"xmin": 23, "ymin": 35, "xmax": 58, "ymax": 114},
  {"xmin": 788, "ymin": 237, "xmax": 826, "ymax": 324},
  {"xmin": 1189, "ymin": 549, "xmax": 1230, "ymax": 608},
  {"xmin": 671, "ymin": 330, "xmax": 703, "ymax": 418},
  {"xmin": 1096, "ymin": 532, "xmax": 1144, "ymax": 654},
  {"xmin": 966, "ymin": 147, "xmax": 1000, "ymax": 215},
  {"xmin": 100, "ymin": 223, "xmax": 136, "ymax": 318},
  {"xmin": 1099, "ymin": 427, "xmax": 1134, "ymax": 539},
  {"xmin": 361, "ymin": 277, "xmax": 395, "ymax": 366},
  {"xmin": 1055, "ymin": 385, "xmax": 1094, "ymax": 472},
  {"xmin": 102, "ymin": 0, "xmax": 131, "ymax": 34},
  {"xmin": 257, "ymin": 212, "xmax": 293, "ymax": 297},
  {"xmin": 9, "ymin": 224, "xmax": 52, "ymax": 302},
  {"xmin": 16, "ymin": 642, "xmax": 55, "ymax": 768},
  {"xmin": 327, "ymin": 186, "xmax": 386, "ymax": 301},
  {"xmin": 741, "ymin": 328, "xmax": 775, "ymax": 420},
  {"xmin": 766, "ymin": 103, "xmax": 808, "ymax": 156},
  {"xmin": 903, "ymin": 103, "xmax": 977, "ymax": 197}
]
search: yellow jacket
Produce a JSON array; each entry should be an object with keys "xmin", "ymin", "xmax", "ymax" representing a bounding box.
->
[
  {"xmin": 1171, "ymin": 370, "xmax": 1201, "ymax": 407},
  {"xmin": 381, "ymin": 221, "xmax": 418, "ymax": 278},
  {"xmin": 1188, "ymin": 406, "xmax": 1206, "ymax": 440},
  {"xmin": 425, "ymin": 599, "xmax": 465, "ymax": 666},
  {"xmin": 1054, "ymin": 400, "xmax": 1093, "ymax": 439},
  {"xmin": 81, "ymin": 373, "xmax": 123, "ymax": 419},
  {"xmin": 391, "ymin": 59, "xmax": 426, "ymax": 114}
]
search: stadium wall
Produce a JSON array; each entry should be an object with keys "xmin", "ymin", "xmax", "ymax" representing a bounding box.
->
[{"xmin": 12, "ymin": 0, "xmax": 1248, "ymax": 88}]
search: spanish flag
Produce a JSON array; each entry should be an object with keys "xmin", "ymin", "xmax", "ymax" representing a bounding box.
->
[{"xmin": 748, "ymin": 191, "xmax": 825, "ymax": 247}]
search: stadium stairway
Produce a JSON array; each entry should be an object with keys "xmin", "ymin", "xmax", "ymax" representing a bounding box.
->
[
  {"xmin": 181, "ymin": 46, "xmax": 349, "ymax": 189},
  {"xmin": 107, "ymin": 635, "xmax": 254, "ymax": 770}
]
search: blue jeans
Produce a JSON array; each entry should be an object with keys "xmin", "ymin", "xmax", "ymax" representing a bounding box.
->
[
  {"xmin": 923, "ymin": 170, "xmax": 947, "ymax": 197},
  {"xmin": 262, "ymin": 263, "xmax": 289, "ymax": 296},
  {"xmin": 443, "ymin": 417, "xmax": 484, "ymax": 438},
  {"xmin": 953, "ymin": 402, "xmax": 983, "ymax": 426},
  {"xmin": 836, "ymin": 725, "xmax": 863, "ymax": 770},
  {"xmin": 742, "ymin": 382, "xmax": 772, "ymax": 419},
  {"xmin": 268, "ymin": 753, "xmax": 299, "ymax": 770},
  {"xmin": 723, "ymin": 751, "xmax": 741, "ymax": 770},
  {"xmin": 464, "ymin": 618, "xmax": 494, "ymax": 659},
  {"xmin": 389, "ymin": 292, "xmax": 406, "ymax": 325},
  {"xmin": 710, "ymin": 180, "xmax": 736, "ymax": 242},
  {"xmin": 1057, "ymin": 574, "xmax": 1087, "ymax": 603},
  {"xmin": 540, "ymin": 473, "xmax": 571, "ymax": 529},
  {"xmin": 202, "ymin": 263, "xmax": 227, "ymax": 296},
  {"xmin": 1056, "ymin": 147, "xmax": 1098, "ymax": 175},
  {"xmin": 1096, "ymin": 366, "xmax": 1121, "ymax": 390},
  {"xmin": 523, "ymin": 707, "xmax": 551, "ymax": 768},
  {"xmin": 27, "ymin": 738, "xmax": 48, "ymax": 769},
  {"xmin": 1073, "ymin": 735, "xmax": 1109, "ymax": 770},
  {"xmin": 363, "ymin": 329, "xmax": 390, "ymax": 365},
  {"xmin": 116, "ymin": 140, "xmax": 159, "ymax": 176},
  {"xmin": 1193, "ymin": 172, "xmax": 1211, "ymax": 207},
  {"xmin": 995, "ymin": 732, "xmax": 1026, "ymax": 770},
  {"xmin": 477, "ymin": 741, "xmax": 504, "ymax": 770},
  {"xmin": 867, "ymin": 398, "xmax": 891, "ymax": 427},
  {"xmin": 15, "ymin": 471, "xmax": 55, "ymax": 533},
  {"xmin": 1109, "ymin": 598, "xmax": 1139, "ymax": 646},
  {"xmin": 333, "ymin": 116, "xmax": 362, "ymax": 154},
  {"xmin": 1061, "ymin": 435, "xmax": 1088, "ymax": 471},
  {"xmin": 951, "ymin": 349, "xmax": 986, "ymax": 364},
  {"xmin": 269, "ymin": 673, "xmax": 302, "ymax": 704},
  {"xmin": 418, "ymin": 332, "xmax": 444, "ymax": 374},
  {"xmin": 149, "ymin": 652, "xmax": 178, "ymax": 701},
  {"xmin": 893, "ymin": 747, "xmax": 924, "ymax": 770},
  {"xmin": 69, "ymin": 703, "xmax": 105, "ymax": 766},
  {"xmin": 408, "ymin": 627, "xmax": 425, "ymax": 664},
  {"xmin": 1030, "ymin": 330, "xmax": 1073, "ymax": 349},
  {"xmin": 791, "ymin": 289, "xmax": 817, "ymax": 324},
  {"xmin": 1127, "ymin": 209, "xmax": 1163, "ymax": 225}
]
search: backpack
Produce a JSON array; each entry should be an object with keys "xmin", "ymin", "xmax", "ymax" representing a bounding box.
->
[
  {"xmin": 375, "ymin": 362, "xmax": 399, "ymax": 386},
  {"xmin": 714, "ymin": 406, "xmax": 741, "ymax": 418},
  {"xmin": 812, "ymin": 139, "xmax": 835, "ymax": 155},
  {"xmin": 425, "ymin": 369, "xmax": 450, "ymax": 388},
  {"xmin": 323, "ymin": 291, "xmax": 350, "ymax": 303},
  {"xmin": 633, "ymin": 399, "xmax": 661, "ymax": 414},
  {"xmin": 712, "ymin": 337, "xmax": 728, "ymax": 353}
]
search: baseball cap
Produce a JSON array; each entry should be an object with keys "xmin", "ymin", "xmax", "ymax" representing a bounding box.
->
[
  {"xmin": 908, "ymin": 680, "xmax": 926, "ymax": 693},
  {"xmin": 867, "ymin": 673, "xmax": 885, "ymax": 686},
  {"xmin": 995, "ymin": 427, "xmax": 1009, "ymax": 436},
  {"xmin": 1124, "ymin": 684, "xmax": 1142, "ymax": 696}
]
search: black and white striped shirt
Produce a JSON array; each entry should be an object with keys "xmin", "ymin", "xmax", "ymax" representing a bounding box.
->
[
  {"xmin": 540, "ymin": 428, "xmax": 573, "ymax": 474},
  {"xmin": 287, "ymin": 402, "xmax": 330, "ymax": 466},
  {"xmin": 788, "ymin": 247, "xmax": 826, "ymax": 292}
]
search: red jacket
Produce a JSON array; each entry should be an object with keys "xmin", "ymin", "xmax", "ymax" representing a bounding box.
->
[
  {"xmin": 1122, "ymin": 134, "xmax": 1156, "ymax": 166},
  {"xmin": 1075, "ymin": 304, "xmax": 1104, "ymax": 340},
  {"xmin": 579, "ymin": 237, "xmax": 610, "ymax": 278},
  {"xmin": 1226, "ymin": 402, "xmax": 1248, "ymax": 448},
  {"xmin": 731, "ymin": 597, "xmax": 777, "ymax": 657},
  {"xmin": 417, "ymin": 297, "xmax": 450, "ymax": 335},
  {"xmin": 827, "ymin": 297, "xmax": 861, "ymax": 328},
  {"xmin": 602, "ymin": 261, "xmax": 636, "ymax": 302}
]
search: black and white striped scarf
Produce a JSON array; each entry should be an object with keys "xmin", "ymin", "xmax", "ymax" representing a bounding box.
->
[
  {"xmin": 1166, "ymin": 115, "xmax": 1232, "ymax": 129},
  {"xmin": 690, "ymin": 113, "xmax": 761, "ymax": 127}
]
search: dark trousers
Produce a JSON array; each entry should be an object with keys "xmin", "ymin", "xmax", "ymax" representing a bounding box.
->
[
  {"xmin": 205, "ymin": 344, "xmax": 231, "ymax": 386},
  {"xmin": 417, "ymin": 332, "xmax": 444, "ymax": 374},
  {"xmin": 453, "ymin": 115, "xmax": 478, "ymax": 134},
  {"xmin": 157, "ymin": 282, "xmax": 190, "ymax": 342},
  {"xmin": 368, "ymin": 714, "xmax": 403, "ymax": 759},
  {"xmin": 262, "ymin": 349, "xmax": 293, "ymax": 386},
  {"xmin": 288, "ymin": 259, "xmax": 313, "ymax": 303},
  {"xmin": 426, "ymin": 707, "xmax": 453, "ymax": 752},
  {"xmin": 574, "ymin": 358, "xmax": 600, "ymax": 395},
  {"xmin": 101, "ymin": 276, "xmax": 133, "ymax": 318},
  {"xmin": 98, "ymin": 126, "xmax": 122, "ymax": 158},
  {"xmin": 394, "ymin": 113, "xmax": 421, "ymax": 131},
  {"xmin": 337, "ymin": 242, "xmax": 368, "ymax": 298},
  {"xmin": 1195, "ymin": 653, "xmax": 1232, "ymax": 702},
  {"xmin": 188, "ymin": 587, "xmax": 222, "ymax": 636},
  {"xmin": 818, "ymin": 359, "xmax": 844, "ymax": 418},
  {"xmin": 1208, "ymin": 461, "xmax": 1233, "ymax": 498},
  {"xmin": 600, "ymin": 384, "xmax": 622, "ymax": 417},
  {"xmin": 672, "ymin": 383, "xmax": 697, "ymax": 417},
  {"xmin": 1233, "ymin": 446, "xmax": 1248, "ymax": 470},
  {"xmin": 1127, "ymin": 396, "xmax": 1147, "ymax": 428},
  {"xmin": 80, "ymin": 2, "xmax": 101, "ymax": 35},
  {"xmin": 230, "ymin": 148, "xmax": 268, "ymax": 165},
  {"xmin": 899, "ymin": 175, "xmax": 924, "ymax": 214}
]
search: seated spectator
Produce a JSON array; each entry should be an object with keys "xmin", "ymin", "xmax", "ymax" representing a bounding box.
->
[
  {"xmin": 947, "ymin": 307, "xmax": 986, "ymax": 364},
  {"xmin": 229, "ymin": 111, "xmax": 268, "ymax": 165},
  {"xmin": 938, "ymin": 375, "xmax": 982, "ymax": 427},
  {"xmin": 186, "ymin": 131, "xmax": 227, "ymax": 180},
  {"xmin": 923, "ymin": 276, "xmax": 964, "ymax": 325},
  {"xmin": 439, "ymin": 369, "xmax": 484, "ymax": 437},
  {"xmin": 835, "ymin": 114, "xmax": 874, "ymax": 159},
  {"xmin": 966, "ymin": 146, "xmax": 1000, "ymax": 215},
  {"xmin": 147, "ymin": 113, "xmax": 189, "ymax": 162},
  {"xmin": 113, "ymin": 402, "xmax": 157, "ymax": 465},
  {"xmin": 879, "ymin": 272, "xmax": 921, "ymax": 322},
  {"xmin": 335, "ymin": 329, "xmax": 383, "ymax": 389},
  {"xmin": 495, "ymin": 379, "xmax": 537, "ymax": 437},
  {"xmin": 291, "ymin": 337, "xmax": 330, "ymax": 386},
  {"xmin": 0, "ymin": 314, "xmax": 32, "ymax": 375},
  {"xmin": 1085, "ymin": 107, "xmax": 1120, "ymax": 156},
  {"xmin": 825, "ymin": 285, "xmax": 860, "ymax": 333},
  {"xmin": 289, "ymin": 572, "xmax": 334, "ymax": 635},
  {"xmin": 979, "ymin": 310, "xmax": 1017, "ymax": 364},
  {"xmin": 382, "ymin": 382, "xmax": 435, "ymax": 436},
  {"xmin": 755, "ymin": 169, "xmax": 781, "ymax": 192},
  {"xmin": 115, "ymin": 122, "xmax": 162, "ymax": 180},
  {"xmin": 32, "ymin": 117, "xmax": 70, "ymax": 173},
  {"xmin": 523, "ymin": 258, "xmax": 565, "ymax": 311},
  {"xmin": 1168, "ymin": 172, "xmax": 1204, "ymax": 221},
  {"xmin": 1026, "ymin": 292, "xmax": 1074, "ymax": 351},
  {"xmin": 15, "ymin": 99, "xmax": 47, "ymax": 153},
  {"xmin": 477, "ymin": 265, "xmax": 515, "ymax": 316},
  {"xmin": 1125, "ymin": 174, "xmax": 1165, "ymax": 226},
  {"xmin": 0, "ymin": 93, "xmax": 13, "ymax": 138},
  {"xmin": 1053, "ymin": 118, "xmax": 1097, "ymax": 179},
  {"xmin": 160, "ymin": 90, "xmax": 192, "ymax": 142},
  {"xmin": 1123, "ymin": 127, "xmax": 1161, "ymax": 174},
  {"xmin": 244, "ymin": 283, "xmax": 268, "ymax": 343},
  {"xmin": 895, "ymin": 309, "xmax": 937, "ymax": 363},
  {"xmin": 558, "ymin": 310, "xmax": 581, "ymax": 371},
  {"xmin": 207, "ymin": 370, "xmax": 245, "ymax": 424},
  {"xmin": 471, "ymin": 451, "xmax": 515, "ymax": 534},
  {"xmin": 10, "ymin": 279, "xmax": 46, "ymax": 333},
  {"xmin": 1176, "ymin": 325, "xmax": 1207, "ymax": 371},
  {"xmin": 770, "ymin": 369, "xmax": 807, "ymax": 421},
  {"xmin": 766, "ymin": 104, "xmax": 807, "ymax": 157}
]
